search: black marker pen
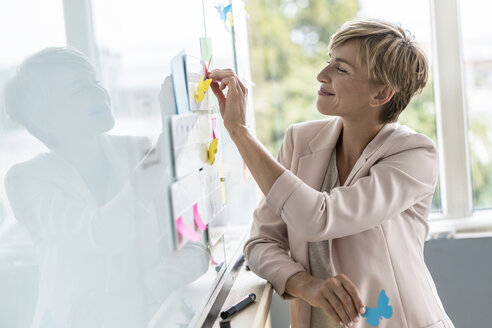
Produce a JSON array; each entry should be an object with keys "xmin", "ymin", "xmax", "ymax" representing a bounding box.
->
[{"xmin": 220, "ymin": 293, "xmax": 256, "ymax": 319}]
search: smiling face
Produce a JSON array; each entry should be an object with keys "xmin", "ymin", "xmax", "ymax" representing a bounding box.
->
[
  {"xmin": 35, "ymin": 65, "xmax": 115, "ymax": 142},
  {"xmin": 316, "ymin": 40, "xmax": 383, "ymax": 122}
]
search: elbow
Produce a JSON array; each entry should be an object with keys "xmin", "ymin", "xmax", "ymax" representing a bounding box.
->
[{"xmin": 279, "ymin": 191, "xmax": 328, "ymax": 241}]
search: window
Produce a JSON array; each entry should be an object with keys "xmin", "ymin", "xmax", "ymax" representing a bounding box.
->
[{"xmin": 460, "ymin": 0, "xmax": 492, "ymax": 209}]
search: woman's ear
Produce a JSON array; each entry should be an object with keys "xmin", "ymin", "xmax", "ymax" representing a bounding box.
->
[{"xmin": 370, "ymin": 85, "xmax": 395, "ymax": 107}]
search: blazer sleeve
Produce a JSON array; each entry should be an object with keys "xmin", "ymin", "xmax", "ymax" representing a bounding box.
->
[
  {"xmin": 265, "ymin": 133, "xmax": 439, "ymax": 242},
  {"xmin": 244, "ymin": 125, "xmax": 306, "ymax": 299}
]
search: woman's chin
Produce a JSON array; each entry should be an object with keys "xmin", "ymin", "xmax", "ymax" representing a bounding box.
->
[{"xmin": 316, "ymin": 102, "xmax": 334, "ymax": 116}]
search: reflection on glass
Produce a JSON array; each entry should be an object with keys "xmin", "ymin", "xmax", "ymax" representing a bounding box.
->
[{"xmin": 2, "ymin": 47, "xmax": 209, "ymax": 328}]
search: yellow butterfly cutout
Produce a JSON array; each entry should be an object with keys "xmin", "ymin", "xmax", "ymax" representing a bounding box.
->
[
  {"xmin": 194, "ymin": 75, "xmax": 213, "ymax": 103},
  {"xmin": 208, "ymin": 138, "xmax": 219, "ymax": 165}
]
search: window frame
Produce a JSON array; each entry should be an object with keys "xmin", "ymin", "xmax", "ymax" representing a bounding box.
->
[{"xmin": 427, "ymin": 0, "xmax": 492, "ymax": 237}]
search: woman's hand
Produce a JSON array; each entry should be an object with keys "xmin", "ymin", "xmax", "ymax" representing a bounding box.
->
[
  {"xmin": 286, "ymin": 272, "xmax": 365, "ymax": 327},
  {"xmin": 208, "ymin": 68, "xmax": 284, "ymax": 196},
  {"xmin": 208, "ymin": 69, "xmax": 248, "ymax": 133}
]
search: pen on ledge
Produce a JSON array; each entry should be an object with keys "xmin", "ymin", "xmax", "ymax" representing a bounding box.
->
[{"xmin": 220, "ymin": 293, "xmax": 256, "ymax": 320}]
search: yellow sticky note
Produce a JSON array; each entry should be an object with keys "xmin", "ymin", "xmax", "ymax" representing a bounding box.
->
[
  {"xmin": 208, "ymin": 138, "xmax": 219, "ymax": 165},
  {"xmin": 194, "ymin": 75, "xmax": 212, "ymax": 103}
]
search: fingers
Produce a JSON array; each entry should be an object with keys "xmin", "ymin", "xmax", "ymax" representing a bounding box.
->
[
  {"xmin": 319, "ymin": 275, "xmax": 363, "ymax": 327},
  {"xmin": 210, "ymin": 80, "xmax": 226, "ymax": 102},
  {"xmin": 338, "ymin": 273, "xmax": 365, "ymax": 316},
  {"xmin": 209, "ymin": 69, "xmax": 247, "ymax": 96},
  {"xmin": 208, "ymin": 68, "xmax": 235, "ymax": 81},
  {"xmin": 329, "ymin": 274, "xmax": 363, "ymax": 326},
  {"xmin": 317, "ymin": 297, "xmax": 344, "ymax": 326},
  {"xmin": 323, "ymin": 285, "xmax": 352, "ymax": 326},
  {"xmin": 210, "ymin": 81, "xmax": 226, "ymax": 117}
]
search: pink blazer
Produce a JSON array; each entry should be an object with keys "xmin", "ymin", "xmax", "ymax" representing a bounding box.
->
[{"xmin": 244, "ymin": 117, "xmax": 454, "ymax": 328}]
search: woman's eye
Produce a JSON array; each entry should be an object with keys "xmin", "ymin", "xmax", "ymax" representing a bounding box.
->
[{"xmin": 336, "ymin": 66, "xmax": 347, "ymax": 73}]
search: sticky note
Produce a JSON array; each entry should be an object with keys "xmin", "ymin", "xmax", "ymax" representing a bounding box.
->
[
  {"xmin": 212, "ymin": 117, "xmax": 218, "ymax": 139},
  {"xmin": 193, "ymin": 203, "xmax": 207, "ymax": 231},
  {"xmin": 200, "ymin": 37, "xmax": 213, "ymax": 64},
  {"xmin": 194, "ymin": 75, "xmax": 212, "ymax": 103},
  {"xmin": 361, "ymin": 289, "xmax": 393, "ymax": 327},
  {"xmin": 176, "ymin": 216, "xmax": 201, "ymax": 243},
  {"xmin": 208, "ymin": 138, "xmax": 219, "ymax": 165},
  {"xmin": 171, "ymin": 51, "xmax": 190, "ymax": 114}
]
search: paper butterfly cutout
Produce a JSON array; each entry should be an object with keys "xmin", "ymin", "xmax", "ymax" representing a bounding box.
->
[
  {"xmin": 194, "ymin": 75, "xmax": 212, "ymax": 103},
  {"xmin": 361, "ymin": 289, "xmax": 393, "ymax": 327},
  {"xmin": 208, "ymin": 138, "xmax": 219, "ymax": 165},
  {"xmin": 215, "ymin": 3, "xmax": 232, "ymax": 23}
]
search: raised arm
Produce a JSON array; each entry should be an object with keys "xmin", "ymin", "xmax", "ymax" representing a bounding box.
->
[
  {"xmin": 243, "ymin": 125, "xmax": 305, "ymax": 298},
  {"xmin": 5, "ymin": 134, "xmax": 171, "ymax": 254},
  {"xmin": 266, "ymin": 133, "xmax": 439, "ymax": 241}
]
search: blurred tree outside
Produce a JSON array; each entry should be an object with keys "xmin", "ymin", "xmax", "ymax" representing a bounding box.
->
[{"xmin": 247, "ymin": 0, "xmax": 359, "ymax": 152}]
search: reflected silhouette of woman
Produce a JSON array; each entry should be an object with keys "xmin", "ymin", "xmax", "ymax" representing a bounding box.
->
[{"xmin": 3, "ymin": 47, "xmax": 209, "ymax": 328}]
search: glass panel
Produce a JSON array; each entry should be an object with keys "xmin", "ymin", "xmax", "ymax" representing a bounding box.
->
[
  {"xmin": 0, "ymin": 1, "xmax": 65, "ymax": 327},
  {"xmin": 460, "ymin": 0, "xmax": 492, "ymax": 209},
  {"xmin": 0, "ymin": 1, "xmax": 255, "ymax": 327}
]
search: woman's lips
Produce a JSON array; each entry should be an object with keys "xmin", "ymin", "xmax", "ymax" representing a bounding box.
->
[{"xmin": 318, "ymin": 87, "xmax": 334, "ymax": 96}]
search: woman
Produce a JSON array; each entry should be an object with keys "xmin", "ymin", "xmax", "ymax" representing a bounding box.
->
[
  {"xmin": 209, "ymin": 19, "xmax": 454, "ymax": 328},
  {"xmin": 3, "ymin": 47, "xmax": 209, "ymax": 328}
]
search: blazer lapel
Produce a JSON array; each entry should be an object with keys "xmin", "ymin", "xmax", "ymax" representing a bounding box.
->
[
  {"xmin": 343, "ymin": 122, "xmax": 400, "ymax": 186},
  {"xmin": 296, "ymin": 117, "xmax": 344, "ymax": 189}
]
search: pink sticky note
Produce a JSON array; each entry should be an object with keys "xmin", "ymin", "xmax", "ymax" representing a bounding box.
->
[
  {"xmin": 176, "ymin": 216, "xmax": 201, "ymax": 243},
  {"xmin": 193, "ymin": 203, "xmax": 207, "ymax": 231},
  {"xmin": 212, "ymin": 117, "xmax": 217, "ymax": 139}
]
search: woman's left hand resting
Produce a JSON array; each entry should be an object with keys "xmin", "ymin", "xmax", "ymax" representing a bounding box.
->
[{"xmin": 209, "ymin": 69, "xmax": 285, "ymax": 196}]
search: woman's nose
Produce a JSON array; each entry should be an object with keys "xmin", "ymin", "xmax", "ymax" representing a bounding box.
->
[
  {"xmin": 317, "ymin": 66, "xmax": 331, "ymax": 83},
  {"xmin": 91, "ymin": 83, "xmax": 111, "ymax": 103}
]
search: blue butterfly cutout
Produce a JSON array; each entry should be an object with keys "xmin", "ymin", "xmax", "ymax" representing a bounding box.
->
[
  {"xmin": 214, "ymin": 4, "xmax": 232, "ymax": 22},
  {"xmin": 361, "ymin": 289, "xmax": 393, "ymax": 327}
]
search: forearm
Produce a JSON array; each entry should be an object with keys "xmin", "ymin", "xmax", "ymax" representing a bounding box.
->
[
  {"xmin": 228, "ymin": 125, "xmax": 285, "ymax": 196},
  {"xmin": 285, "ymin": 271, "xmax": 318, "ymax": 299}
]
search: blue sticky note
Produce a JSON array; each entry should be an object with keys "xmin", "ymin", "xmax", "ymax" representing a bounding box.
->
[
  {"xmin": 361, "ymin": 289, "xmax": 393, "ymax": 327},
  {"xmin": 171, "ymin": 50, "xmax": 190, "ymax": 115}
]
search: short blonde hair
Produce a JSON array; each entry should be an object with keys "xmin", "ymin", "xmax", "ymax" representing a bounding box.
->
[
  {"xmin": 329, "ymin": 19, "xmax": 429, "ymax": 123},
  {"xmin": 4, "ymin": 46, "xmax": 95, "ymax": 147}
]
